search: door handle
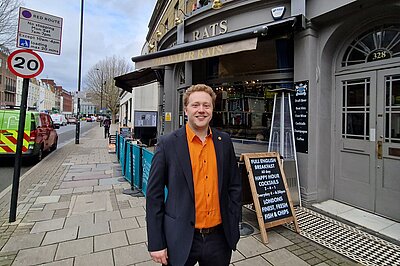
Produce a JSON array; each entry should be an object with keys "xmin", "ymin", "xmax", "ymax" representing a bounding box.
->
[{"xmin": 377, "ymin": 141, "xmax": 383, "ymax": 159}]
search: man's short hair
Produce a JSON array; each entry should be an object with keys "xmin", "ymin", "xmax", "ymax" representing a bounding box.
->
[{"xmin": 183, "ymin": 84, "xmax": 216, "ymax": 108}]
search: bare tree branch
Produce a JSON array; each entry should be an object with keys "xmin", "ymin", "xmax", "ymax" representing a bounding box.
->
[
  {"xmin": 0, "ymin": 0, "xmax": 21, "ymax": 51},
  {"xmin": 84, "ymin": 55, "xmax": 133, "ymax": 122}
]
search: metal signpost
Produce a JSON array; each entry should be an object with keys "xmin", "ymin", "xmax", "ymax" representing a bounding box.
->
[
  {"xmin": 7, "ymin": 7, "xmax": 63, "ymax": 223},
  {"xmin": 17, "ymin": 7, "xmax": 63, "ymax": 55},
  {"xmin": 7, "ymin": 49, "xmax": 44, "ymax": 222}
]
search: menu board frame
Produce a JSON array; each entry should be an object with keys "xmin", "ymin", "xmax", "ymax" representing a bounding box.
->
[{"xmin": 240, "ymin": 152, "xmax": 299, "ymax": 243}]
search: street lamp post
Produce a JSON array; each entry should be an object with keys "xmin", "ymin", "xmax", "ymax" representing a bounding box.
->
[
  {"xmin": 75, "ymin": 0, "xmax": 84, "ymax": 144},
  {"xmin": 96, "ymin": 68, "xmax": 104, "ymax": 127}
]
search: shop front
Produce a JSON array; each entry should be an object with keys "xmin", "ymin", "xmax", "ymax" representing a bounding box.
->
[{"xmin": 115, "ymin": 0, "xmax": 400, "ymax": 222}]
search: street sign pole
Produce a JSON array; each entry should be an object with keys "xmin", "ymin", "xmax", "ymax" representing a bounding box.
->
[
  {"xmin": 75, "ymin": 0, "xmax": 84, "ymax": 144},
  {"xmin": 9, "ymin": 78, "xmax": 29, "ymax": 222},
  {"xmin": 7, "ymin": 49, "xmax": 44, "ymax": 222}
]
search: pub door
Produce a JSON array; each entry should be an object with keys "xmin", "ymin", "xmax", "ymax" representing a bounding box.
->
[{"xmin": 334, "ymin": 67, "xmax": 400, "ymax": 221}]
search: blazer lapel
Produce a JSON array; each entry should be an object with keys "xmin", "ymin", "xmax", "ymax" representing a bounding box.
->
[
  {"xmin": 174, "ymin": 127, "xmax": 194, "ymax": 200},
  {"xmin": 212, "ymin": 130, "xmax": 224, "ymax": 195}
]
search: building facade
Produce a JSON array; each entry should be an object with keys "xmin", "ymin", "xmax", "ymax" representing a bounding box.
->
[
  {"xmin": 116, "ymin": 0, "xmax": 400, "ymax": 222},
  {"xmin": 0, "ymin": 51, "xmax": 17, "ymax": 108}
]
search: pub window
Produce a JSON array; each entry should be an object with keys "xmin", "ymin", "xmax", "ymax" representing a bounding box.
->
[
  {"xmin": 210, "ymin": 81, "xmax": 290, "ymax": 141},
  {"xmin": 385, "ymin": 74, "xmax": 400, "ymax": 143},
  {"xmin": 342, "ymin": 24, "xmax": 400, "ymax": 67},
  {"xmin": 341, "ymin": 78, "xmax": 370, "ymax": 140}
]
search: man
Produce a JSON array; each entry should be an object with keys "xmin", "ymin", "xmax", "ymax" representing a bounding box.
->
[
  {"xmin": 103, "ymin": 116, "xmax": 111, "ymax": 138},
  {"xmin": 146, "ymin": 84, "xmax": 242, "ymax": 265}
]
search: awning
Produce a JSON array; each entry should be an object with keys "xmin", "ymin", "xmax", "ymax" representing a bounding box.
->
[
  {"xmin": 136, "ymin": 38, "xmax": 258, "ymax": 69},
  {"xmin": 132, "ymin": 15, "xmax": 305, "ymax": 69},
  {"xmin": 114, "ymin": 68, "xmax": 163, "ymax": 93}
]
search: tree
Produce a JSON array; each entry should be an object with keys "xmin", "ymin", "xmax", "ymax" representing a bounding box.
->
[
  {"xmin": 0, "ymin": 0, "xmax": 21, "ymax": 52},
  {"xmin": 84, "ymin": 56, "xmax": 133, "ymax": 123}
]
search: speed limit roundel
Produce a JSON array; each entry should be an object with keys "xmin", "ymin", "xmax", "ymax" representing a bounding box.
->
[{"xmin": 7, "ymin": 49, "xmax": 44, "ymax": 78}]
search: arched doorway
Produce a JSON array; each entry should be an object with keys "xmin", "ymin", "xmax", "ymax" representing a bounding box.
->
[{"xmin": 334, "ymin": 24, "xmax": 400, "ymax": 221}]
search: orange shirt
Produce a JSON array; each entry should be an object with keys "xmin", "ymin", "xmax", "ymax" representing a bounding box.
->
[{"xmin": 186, "ymin": 124, "xmax": 222, "ymax": 228}]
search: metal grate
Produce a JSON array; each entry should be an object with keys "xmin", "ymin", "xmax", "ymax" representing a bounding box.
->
[{"xmin": 285, "ymin": 207, "xmax": 400, "ymax": 266}]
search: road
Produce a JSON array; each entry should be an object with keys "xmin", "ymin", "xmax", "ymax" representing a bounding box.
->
[{"xmin": 0, "ymin": 122, "xmax": 99, "ymax": 193}]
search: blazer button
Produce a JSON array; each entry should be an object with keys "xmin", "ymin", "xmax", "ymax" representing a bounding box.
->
[{"xmin": 190, "ymin": 221, "xmax": 194, "ymax": 226}]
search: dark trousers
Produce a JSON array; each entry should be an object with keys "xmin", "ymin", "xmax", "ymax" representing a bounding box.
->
[
  {"xmin": 184, "ymin": 227, "xmax": 232, "ymax": 266},
  {"xmin": 104, "ymin": 126, "xmax": 110, "ymax": 138}
]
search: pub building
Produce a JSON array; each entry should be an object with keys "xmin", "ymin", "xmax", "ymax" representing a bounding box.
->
[{"xmin": 115, "ymin": 0, "xmax": 400, "ymax": 223}]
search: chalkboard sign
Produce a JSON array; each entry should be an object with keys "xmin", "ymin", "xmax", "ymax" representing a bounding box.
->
[
  {"xmin": 294, "ymin": 81, "xmax": 308, "ymax": 153},
  {"xmin": 241, "ymin": 152, "xmax": 299, "ymax": 243}
]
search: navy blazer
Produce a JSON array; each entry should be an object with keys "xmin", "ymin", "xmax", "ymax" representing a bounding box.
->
[{"xmin": 146, "ymin": 126, "xmax": 242, "ymax": 265}]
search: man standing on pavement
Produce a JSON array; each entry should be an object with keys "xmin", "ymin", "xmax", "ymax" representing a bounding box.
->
[
  {"xmin": 103, "ymin": 116, "xmax": 111, "ymax": 138},
  {"xmin": 146, "ymin": 84, "xmax": 242, "ymax": 266}
]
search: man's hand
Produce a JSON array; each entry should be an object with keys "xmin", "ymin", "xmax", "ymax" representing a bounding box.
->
[{"xmin": 150, "ymin": 248, "xmax": 168, "ymax": 265}]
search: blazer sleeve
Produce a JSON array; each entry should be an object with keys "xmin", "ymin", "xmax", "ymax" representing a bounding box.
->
[
  {"xmin": 146, "ymin": 137, "xmax": 167, "ymax": 251},
  {"xmin": 227, "ymin": 137, "xmax": 242, "ymax": 218}
]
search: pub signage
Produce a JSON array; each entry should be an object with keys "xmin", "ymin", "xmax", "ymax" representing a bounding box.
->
[
  {"xmin": 192, "ymin": 20, "xmax": 227, "ymax": 41},
  {"xmin": 294, "ymin": 80, "xmax": 309, "ymax": 153},
  {"xmin": 241, "ymin": 152, "xmax": 299, "ymax": 243}
]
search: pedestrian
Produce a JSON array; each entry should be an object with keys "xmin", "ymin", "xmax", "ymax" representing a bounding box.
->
[
  {"xmin": 103, "ymin": 116, "xmax": 111, "ymax": 138},
  {"xmin": 146, "ymin": 84, "xmax": 242, "ymax": 266}
]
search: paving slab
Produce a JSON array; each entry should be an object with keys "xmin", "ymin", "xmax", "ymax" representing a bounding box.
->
[
  {"xmin": 55, "ymin": 237, "xmax": 93, "ymax": 260},
  {"xmin": 73, "ymin": 186, "xmax": 93, "ymax": 194},
  {"xmin": 120, "ymin": 206, "xmax": 146, "ymax": 218},
  {"xmin": 231, "ymin": 249, "xmax": 245, "ymax": 263},
  {"xmin": 113, "ymin": 243, "xmax": 151, "ymax": 266},
  {"xmin": 261, "ymin": 231, "xmax": 294, "ymax": 250},
  {"xmin": 75, "ymin": 250, "xmax": 113, "ymax": 266},
  {"xmin": 12, "ymin": 244, "xmax": 57, "ymax": 266},
  {"xmin": 23, "ymin": 210, "xmax": 55, "ymax": 222},
  {"xmin": 59, "ymin": 180, "xmax": 98, "ymax": 189},
  {"xmin": 30, "ymin": 218, "xmax": 65, "ymax": 234},
  {"xmin": 41, "ymin": 258, "xmax": 74, "ymax": 266},
  {"xmin": 236, "ymin": 235, "xmax": 271, "ymax": 257},
  {"xmin": 94, "ymin": 210, "xmax": 122, "ymax": 223},
  {"xmin": 126, "ymin": 227, "xmax": 147, "ymax": 244},
  {"xmin": 34, "ymin": 196, "xmax": 60, "ymax": 205},
  {"xmin": 233, "ymin": 255, "xmax": 272, "ymax": 266},
  {"xmin": 51, "ymin": 189, "xmax": 74, "ymax": 196},
  {"xmin": 42, "ymin": 226, "xmax": 78, "ymax": 245},
  {"xmin": 72, "ymin": 174, "xmax": 111, "ymax": 181},
  {"xmin": 94, "ymin": 231, "xmax": 128, "ymax": 252},
  {"xmin": 68, "ymin": 192, "xmax": 112, "ymax": 216},
  {"xmin": 43, "ymin": 201, "xmax": 70, "ymax": 211},
  {"xmin": 93, "ymin": 185, "xmax": 113, "ymax": 191},
  {"xmin": 0, "ymin": 232, "xmax": 45, "ymax": 252},
  {"xmin": 64, "ymin": 213, "xmax": 94, "ymax": 228},
  {"xmin": 110, "ymin": 217, "xmax": 139, "ymax": 232},
  {"xmin": 136, "ymin": 215, "xmax": 147, "ymax": 227},
  {"xmin": 78, "ymin": 221, "xmax": 110, "ymax": 238},
  {"xmin": 99, "ymin": 177, "xmax": 123, "ymax": 186},
  {"xmin": 262, "ymin": 248, "xmax": 309, "ymax": 266}
]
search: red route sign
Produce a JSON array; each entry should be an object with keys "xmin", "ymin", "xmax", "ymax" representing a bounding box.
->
[{"xmin": 7, "ymin": 49, "xmax": 44, "ymax": 78}]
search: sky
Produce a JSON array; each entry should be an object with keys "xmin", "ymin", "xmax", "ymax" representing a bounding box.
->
[{"xmin": 21, "ymin": 0, "xmax": 157, "ymax": 92}]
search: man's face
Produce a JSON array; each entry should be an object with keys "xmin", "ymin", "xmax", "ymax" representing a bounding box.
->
[{"xmin": 185, "ymin": 91, "xmax": 213, "ymax": 132}]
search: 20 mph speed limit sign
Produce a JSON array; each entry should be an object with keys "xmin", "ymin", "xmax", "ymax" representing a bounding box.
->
[{"xmin": 7, "ymin": 49, "xmax": 44, "ymax": 78}]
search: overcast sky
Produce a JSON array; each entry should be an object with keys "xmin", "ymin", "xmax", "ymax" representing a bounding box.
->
[{"xmin": 21, "ymin": 0, "xmax": 156, "ymax": 92}]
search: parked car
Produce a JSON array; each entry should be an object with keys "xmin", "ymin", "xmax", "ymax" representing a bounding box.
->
[
  {"xmin": 50, "ymin": 113, "xmax": 67, "ymax": 127},
  {"xmin": 0, "ymin": 109, "xmax": 58, "ymax": 162},
  {"xmin": 67, "ymin": 117, "xmax": 77, "ymax": 124},
  {"xmin": 86, "ymin": 117, "xmax": 93, "ymax": 122}
]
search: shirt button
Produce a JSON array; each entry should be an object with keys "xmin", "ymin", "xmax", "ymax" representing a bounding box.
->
[
  {"xmin": 208, "ymin": 194, "xmax": 210, "ymax": 197},
  {"xmin": 204, "ymin": 160, "xmax": 206, "ymax": 163},
  {"xmin": 205, "ymin": 176, "xmax": 208, "ymax": 179}
]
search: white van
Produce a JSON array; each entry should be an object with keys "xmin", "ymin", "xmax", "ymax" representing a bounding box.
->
[{"xmin": 50, "ymin": 114, "xmax": 67, "ymax": 128}]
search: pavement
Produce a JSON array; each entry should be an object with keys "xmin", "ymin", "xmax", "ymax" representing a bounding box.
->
[{"xmin": 0, "ymin": 124, "xmax": 361, "ymax": 266}]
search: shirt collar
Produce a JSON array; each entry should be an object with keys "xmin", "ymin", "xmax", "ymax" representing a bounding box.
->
[{"xmin": 186, "ymin": 124, "xmax": 213, "ymax": 142}]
